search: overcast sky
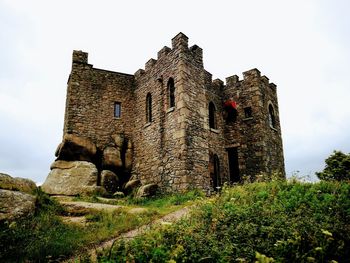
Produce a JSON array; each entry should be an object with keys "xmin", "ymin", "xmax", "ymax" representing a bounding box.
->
[{"xmin": 1, "ymin": 0, "xmax": 349, "ymax": 184}]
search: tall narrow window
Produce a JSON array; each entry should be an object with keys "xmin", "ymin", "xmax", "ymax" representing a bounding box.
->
[
  {"xmin": 114, "ymin": 102, "xmax": 121, "ymax": 118},
  {"xmin": 168, "ymin": 78, "xmax": 175, "ymax": 108},
  {"xmin": 209, "ymin": 102, "xmax": 217, "ymax": 129},
  {"xmin": 268, "ymin": 104, "xmax": 276, "ymax": 128},
  {"xmin": 146, "ymin": 93, "xmax": 152, "ymax": 123},
  {"xmin": 210, "ymin": 153, "xmax": 221, "ymax": 190}
]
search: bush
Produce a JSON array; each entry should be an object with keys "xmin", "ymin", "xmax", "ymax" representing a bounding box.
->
[
  {"xmin": 100, "ymin": 181, "xmax": 350, "ymax": 262},
  {"xmin": 0, "ymin": 188, "xmax": 85, "ymax": 262},
  {"xmin": 316, "ymin": 151, "xmax": 350, "ymax": 181}
]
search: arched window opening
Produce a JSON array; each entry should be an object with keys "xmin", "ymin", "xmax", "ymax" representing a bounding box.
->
[
  {"xmin": 268, "ymin": 104, "xmax": 276, "ymax": 128},
  {"xmin": 167, "ymin": 78, "xmax": 175, "ymax": 108},
  {"xmin": 146, "ymin": 93, "xmax": 152, "ymax": 123},
  {"xmin": 209, "ymin": 153, "xmax": 221, "ymax": 190},
  {"xmin": 209, "ymin": 102, "xmax": 217, "ymax": 129}
]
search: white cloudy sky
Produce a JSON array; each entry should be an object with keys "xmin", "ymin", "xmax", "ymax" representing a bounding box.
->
[{"xmin": 0, "ymin": 0, "xmax": 349, "ymax": 184}]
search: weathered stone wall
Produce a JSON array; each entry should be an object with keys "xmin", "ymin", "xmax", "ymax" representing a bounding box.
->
[
  {"xmin": 224, "ymin": 69, "xmax": 285, "ymax": 180},
  {"xmin": 206, "ymin": 79, "xmax": 230, "ymax": 187},
  {"xmin": 64, "ymin": 51, "xmax": 135, "ymax": 150},
  {"xmin": 58, "ymin": 33, "xmax": 285, "ymax": 193}
]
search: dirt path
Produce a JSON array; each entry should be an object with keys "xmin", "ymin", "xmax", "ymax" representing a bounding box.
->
[{"xmin": 64, "ymin": 206, "xmax": 192, "ymax": 262}]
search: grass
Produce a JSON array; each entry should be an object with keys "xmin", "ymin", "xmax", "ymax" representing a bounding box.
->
[
  {"xmin": 0, "ymin": 188, "xmax": 203, "ymax": 262},
  {"xmin": 74, "ymin": 188, "xmax": 204, "ymax": 215},
  {"xmin": 98, "ymin": 180, "xmax": 350, "ymax": 262}
]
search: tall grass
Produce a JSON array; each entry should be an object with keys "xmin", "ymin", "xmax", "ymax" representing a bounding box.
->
[
  {"xmin": 0, "ymin": 188, "xmax": 203, "ymax": 262},
  {"xmin": 100, "ymin": 181, "xmax": 350, "ymax": 262}
]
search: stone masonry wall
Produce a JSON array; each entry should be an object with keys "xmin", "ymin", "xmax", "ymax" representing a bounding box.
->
[
  {"xmin": 59, "ymin": 33, "xmax": 285, "ymax": 193},
  {"xmin": 206, "ymin": 79, "xmax": 230, "ymax": 186},
  {"xmin": 64, "ymin": 51, "xmax": 135, "ymax": 150},
  {"xmin": 224, "ymin": 69, "xmax": 285, "ymax": 180},
  {"xmin": 132, "ymin": 34, "xmax": 191, "ymax": 191}
]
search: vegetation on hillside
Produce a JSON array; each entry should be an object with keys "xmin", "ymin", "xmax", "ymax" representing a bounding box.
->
[
  {"xmin": 0, "ymin": 189, "xmax": 202, "ymax": 262},
  {"xmin": 317, "ymin": 150, "xmax": 350, "ymax": 182},
  {"xmin": 99, "ymin": 180, "xmax": 350, "ymax": 262}
]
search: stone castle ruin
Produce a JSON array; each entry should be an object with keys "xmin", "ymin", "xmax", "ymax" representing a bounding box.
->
[{"xmin": 42, "ymin": 33, "xmax": 285, "ymax": 196}]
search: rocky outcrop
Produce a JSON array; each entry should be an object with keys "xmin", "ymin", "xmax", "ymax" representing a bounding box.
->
[
  {"xmin": 0, "ymin": 189, "xmax": 36, "ymax": 221},
  {"xmin": 80, "ymin": 186, "xmax": 107, "ymax": 197},
  {"xmin": 44, "ymin": 132, "xmax": 135, "ymax": 196},
  {"xmin": 0, "ymin": 173, "xmax": 36, "ymax": 194},
  {"xmin": 42, "ymin": 161, "xmax": 98, "ymax": 196},
  {"xmin": 60, "ymin": 201, "xmax": 122, "ymax": 216},
  {"xmin": 101, "ymin": 170, "xmax": 119, "ymax": 194},
  {"xmin": 56, "ymin": 134, "xmax": 97, "ymax": 162},
  {"xmin": 102, "ymin": 147, "xmax": 122, "ymax": 169},
  {"xmin": 135, "ymin": 183, "xmax": 158, "ymax": 199},
  {"xmin": 113, "ymin": 191, "xmax": 125, "ymax": 198},
  {"xmin": 112, "ymin": 134, "xmax": 124, "ymax": 149},
  {"xmin": 124, "ymin": 179, "xmax": 141, "ymax": 194}
]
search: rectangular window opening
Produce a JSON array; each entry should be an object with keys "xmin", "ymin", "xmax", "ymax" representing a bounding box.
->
[
  {"xmin": 114, "ymin": 102, "xmax": 121, "ymax": 118},
  {"xmin": 244, "ymin": 107, "xmax": 252, "ymax": 118}
]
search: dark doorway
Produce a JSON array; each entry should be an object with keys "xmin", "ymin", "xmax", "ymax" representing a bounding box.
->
[
  {"xmin": 227, "ymin": 147, "xmax": 240, "ymax": 183},
  {"xmin": 213, "ymin": 154, "xmax": 220, "ymax": 189}
]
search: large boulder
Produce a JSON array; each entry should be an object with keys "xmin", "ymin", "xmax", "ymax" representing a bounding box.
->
[
  {"xmin": 0, "ymin": 189, "xmax": 36, "ymax": 221},
  {"xmin": 135, "ymin": 183, "xmax": 158, "ymax": 199},
  {"xmin": 56, "ymin": 134, "xmax": 97, "ymax": 162},
  {"xmin": 81, "ymin": 186, "xmax": 108, "ymax": 197},
  {"xmin": 0, "ymin": 173, "xmax": 37, "ymax": 194},
  {"xmin": 100, "ymin": 170, "xmax": 119, "ymax": 194},
  {"xmin": 102, "ymin": 146, "xmax": 122, "ymax": 169},
  {"xmin": 124, "ymin": 179, "xmax": 141, "ymax": 195},
  {"xmin": 42, "ymin": 161, "xmax": 98, "ymax": 196},
  {"xmin": 124, "ymin": 149, "xmax": 133, "ymax": 171},
  {"xmin": 112, "ymin": 134, "xmax": 125, "ymax": 149}
]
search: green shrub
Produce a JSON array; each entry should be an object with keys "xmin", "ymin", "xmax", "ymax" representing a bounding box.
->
[
  {"xmin": 0, "ymin": 188, "xmax": 85, "ymax": 262},
  {"xmin": 101, "ymin": 181, "xmax": 350, "ymax": 262},
  {"xmin": 317, "ymin": 150, "xmax": 350, "ymax": 181}
]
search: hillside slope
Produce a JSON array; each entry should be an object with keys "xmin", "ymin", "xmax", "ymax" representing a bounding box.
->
[{"xmin": 100, "ymin": 181, "xmax": 350, "ymax": 262}]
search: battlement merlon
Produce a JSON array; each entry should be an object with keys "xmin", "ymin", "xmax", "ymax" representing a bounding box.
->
[
  {"xmin": 172, "ymin": 32, "xmax": 189, "ymax": 51},
  {"xmin": 145, "ymin": 58, "xmax": 157, "ymax": 71},
  {"xmin": 226, "ymin": 75, "xmax": 240, "ymax": 86},
  {"xmin": 72, "ymin": 50, "xmax": 88, "ymax": 64},
  {"xmin": 212, "ymin": 78, "xmax": 224, "ymax": 89},
  {"xmin": 243, "ymin": 68, "xmax": 261, "ymax": 80},
  {"xmin": 157, "ymin": 46, "xmax": 172, "ymax": 59}
]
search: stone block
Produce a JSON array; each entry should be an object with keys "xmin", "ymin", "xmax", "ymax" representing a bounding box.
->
[
  {"xmin": 0, "ymin": 173, "xmax": 37, "ymax": 194},
  {"xmin": 56, "ymin": 134, "xmax": 97, "ymax": 162},
  {"xmin": 0, "ymin": 189, "xmax": 36, "ymax": 221},
  {"xmin": 42, "ymin": 161, "xmax": 98, "ymax": 196},
  {"xmin": 102, "ymin": 146, "xmax": 122, "ymax": 169},
  {"xmin": 101, "ymin": 170, "xmax": 119, "ymax": 194}
]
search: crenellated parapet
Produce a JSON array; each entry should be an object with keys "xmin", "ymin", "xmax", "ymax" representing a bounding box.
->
[{"xmin": 46, "ymin": 32, "xmax": 285, "ymax": 197}]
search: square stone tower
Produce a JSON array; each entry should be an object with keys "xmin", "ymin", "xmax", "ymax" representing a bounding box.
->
[{"xmin": 43, "ymin": 33, "xmax": 285, "ymax": 195}]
